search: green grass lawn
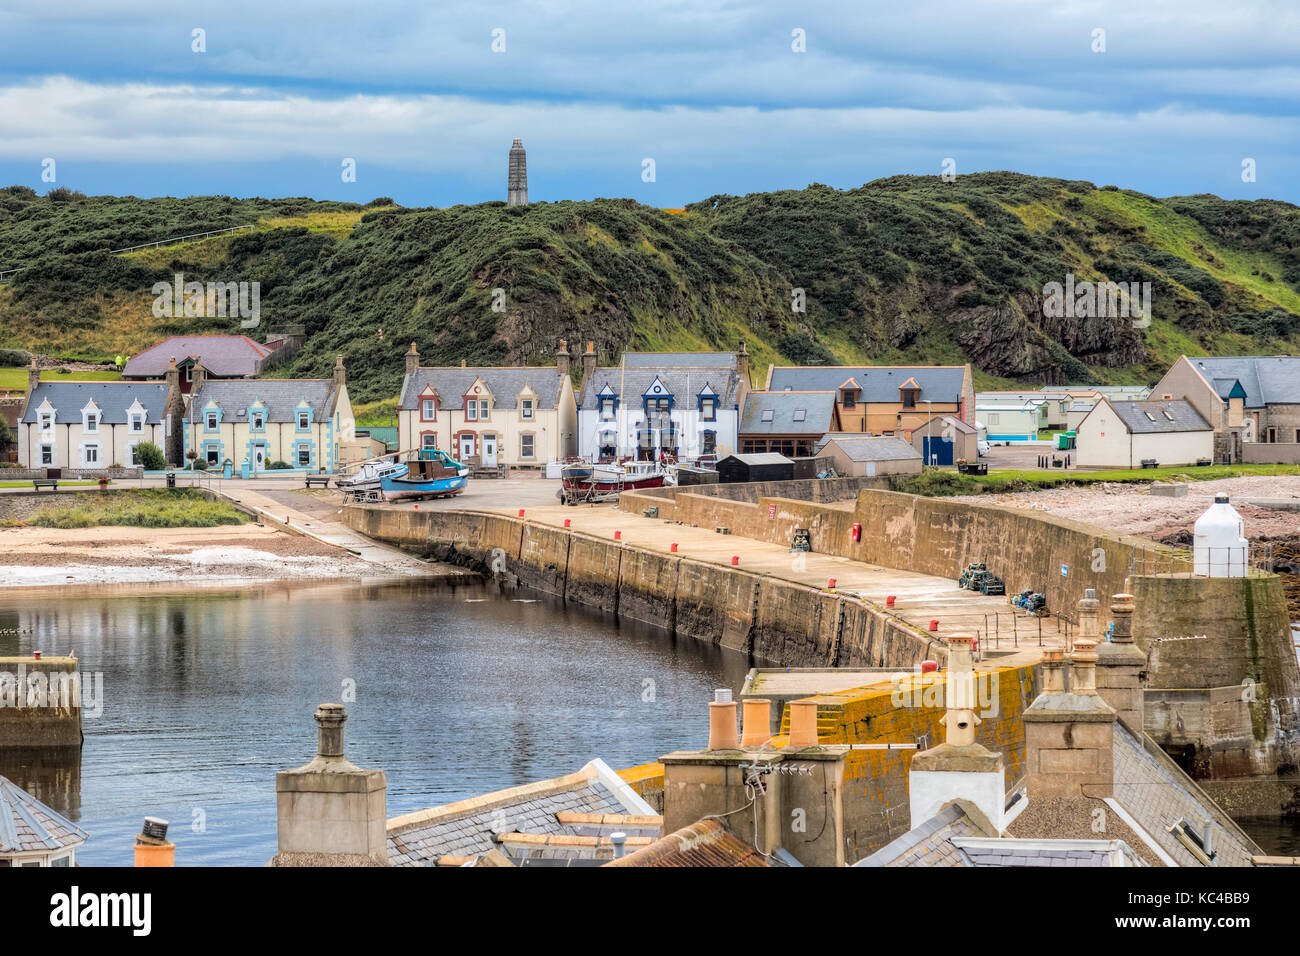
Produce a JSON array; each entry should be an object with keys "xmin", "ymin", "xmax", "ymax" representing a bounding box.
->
[
  {"xmin": 0, "ymin": 368, "xmax": 122, "ymax": 389},
  {"xmin": 896, "ymin": 463, "xmax": 1300, "ymax": 497},
  {"xmin": 5, "ymin": 488, "xmax": 250, "ymax": 528}
]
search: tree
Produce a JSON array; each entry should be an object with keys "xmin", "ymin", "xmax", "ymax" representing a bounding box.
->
[{"xmin": 134, "ymin": 441, "xmax": 166, "ymax": 470}]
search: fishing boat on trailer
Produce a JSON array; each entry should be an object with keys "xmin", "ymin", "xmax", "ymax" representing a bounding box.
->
[
  {"xmin": 381, "ymin": 448, "xmax": 470, "ymax": 501},
  {"xmin": 559, "ymin": 458, "xmax": 669, "ymax": 504}
]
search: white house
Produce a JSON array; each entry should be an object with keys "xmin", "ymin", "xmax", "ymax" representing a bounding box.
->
[
  {"xmin": 576, "ymin": 347, "xmax": 749, "ymax": 463},
  {"xmin": 1075, "ymin": 398, "xmax": 1213, "ymax": 468},
  {"xmin": 18, "ymin": 379, "xmax": 175, "ymax": 471},
  {"xmin": 976, "ymin": 401, "xmax": 1044, "ymax": 441}
]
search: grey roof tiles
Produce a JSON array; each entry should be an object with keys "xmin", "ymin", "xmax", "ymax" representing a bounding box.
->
[
  {"xmin": 1106, "ymin": 399, "xmax": 1211, "ymax": 434},
  {"xmin": 22, "ymin": 381, "xmax": 170, "ymax": 425},
  {"xmin": 768, "ymin": 366, "xmax": 966, "ymax": 402},
  {"xmin": 400, "ymin": 367, "xmax": 565, "ymax": 411},
  {"xmin": 190, "ymin": 379, "xmax": 336, "ymax": 421}
]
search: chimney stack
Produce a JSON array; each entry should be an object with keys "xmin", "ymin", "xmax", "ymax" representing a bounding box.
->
[
  {"xmin": 581, "ymin": 341, "xmax": 596, "ymax": 385},
  {"xmin": 1075, "ymin": 588, "xmax": 1101, "ymax": 652},
  {"xmin": 906, "ymin": 634, "xmax": 1006, "ymax": 833},
  {"xmin": 737, "ymin": 340, "xmax": 750, "ymax": 388},
  {"xmin": 26, "ymin": 357, "xmax": 39, "ymax": 398},
  {"xmin": 275, "ymin": 704, "xmax": 388, "ymax": 864},
  {"xmin": 555, "ymin": 339, "xmax": 571, "ymax": 378},
  {"xmin": 333, "ymin": 354, "xmax": 346, "ymax": 391},
  {"xmin": 707, "ymin": 689, "xmax": 738, "ymax": 750},
  {"xmin": 1023, "ymin": 644, "xmax": 1117, "ymax": 799},
  {"xmin": 191, "ymin": 358, "xmax": 207, "ymax": 392},
  {"xmin": 1095, "ymin": 593, "xmax": 1147, "ymax": 732},
  {"xmin": 460, "ymin": 359, "xmax": 467, "ymax": 369},
  {"xmin": 405, "ymin": 342, "xmax": 419, "ymax": 377}
]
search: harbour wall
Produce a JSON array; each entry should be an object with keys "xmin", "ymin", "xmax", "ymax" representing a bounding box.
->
[
  {"xmin": 341, "ymin": 505, "xmax": 947, "ymax": 669},
  {"xmin": 0, "ymin": 656, "xmax": 83, "ymax": 750}
]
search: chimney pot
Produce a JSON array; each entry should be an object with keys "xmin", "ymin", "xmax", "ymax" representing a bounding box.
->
[
  {"xmin": 787, "ymin": 699, "xmax": 819, "ymax": 748},
  {"xmin": 611, "ymin": 831, "xmax": 627, "ymax": 859},
  {"xmin": 1041, "ymin": 649, "xmax": 1067, "ymax": 693},
  {"xmin": 707, "ymin": 696, "xmax": 739, "ymax": 750},
  {"xmin": 315, "ymin": 702, "xmax": 347, "ymax": 758},
  {"xmin": 741, "ymin": 698, "xmax": 771, "ymax": 747}
]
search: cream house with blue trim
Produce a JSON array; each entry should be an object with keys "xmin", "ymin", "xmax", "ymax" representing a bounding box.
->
[{"xmin": 183, "ymin": 355, "xmax": 355, "ymax": 472}]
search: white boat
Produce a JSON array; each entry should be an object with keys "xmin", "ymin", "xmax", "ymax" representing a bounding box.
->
[{"xmin": 336, "ymin": 458, "xmax": 409, "ymax": 493}]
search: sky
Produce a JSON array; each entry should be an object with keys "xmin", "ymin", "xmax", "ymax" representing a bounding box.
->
[{"xmin": 0, "ymin": 0, "xmax": 1297, "ymax": 207}]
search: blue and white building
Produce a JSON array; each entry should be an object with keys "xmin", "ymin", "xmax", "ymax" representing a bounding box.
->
[{"xmin": 576, "ymin": 348, "xmax": 750, "ymax": 463}]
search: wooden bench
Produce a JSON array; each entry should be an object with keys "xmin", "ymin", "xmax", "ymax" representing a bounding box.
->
[
  {"xmin": 32, "ymin": 479, "xmax": 58, "ymax": 492},
  {"xmin": 304, "ymin": 475, "xmax": 331, "ymax": 489},
  {"xmin": 1140, "ymin": 459, "xmax": 1159, "ymax": 469}
]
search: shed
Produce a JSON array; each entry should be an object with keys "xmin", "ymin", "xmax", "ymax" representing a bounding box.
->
[
  {"xmin": 676, "ymin": 465, "xmax": 720, "ymax": 486},
  {"xmin": 819, "ymin": 437, "xmax": 922, "ymax": 477},
  {"xmin": 790, "ymin": 455, "xmax": 835, "ymax": 479},
  {"xmin": 909, "ymin": 415, "xmax": 978, "ymax": 465},
  {"xmin": 715, "ymin": 453, "xmax": 795, "ymax": 483}
]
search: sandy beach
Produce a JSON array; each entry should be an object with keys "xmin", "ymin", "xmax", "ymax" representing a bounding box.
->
[{"xmin": 0, "ymin": 523, "xmax": 427, "ymax": 588}]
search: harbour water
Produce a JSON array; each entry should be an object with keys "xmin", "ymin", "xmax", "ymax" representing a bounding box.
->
[{"xmin": 0, "ymin": 579, "xmax": 749, "ymax": 866}]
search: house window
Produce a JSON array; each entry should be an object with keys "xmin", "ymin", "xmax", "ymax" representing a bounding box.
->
[
  {"xmin": 988, "ymin": 413, "xmax": 1000, "ymax": 425},
  {"xmin": 129, "ymin": 442, "xmax": 140, "ymax": 466},
  {"xmin": 841, "ymin": 390, "xmax": 856, "ymax": 409},
  {"xmin": 39, "ymin": 412, "xmax": 52, "ymax": 430},
  {"xmin": 645, "ymin": 397, "xmax": 671, "ymax": 416},
  {"xmin": 185, "ymin": 367, "xmax": 194, "ymax": 382},
  {"xmin": 41, "ymin": 445, "xmax": 53, "ymax": 465},
  {"xmin": 50, "ymin": 856, "xmax": 70, "ymax": 867},
  {"xmin": 206, "ymin": 412, "xmax": 218, "ymax": 430},
  {"xmin": 251, "ymin": 411, "xmax": 265, "ymax": 430},
  {"xmin": 297, "ymin": 446, "xmax": 311, "ymax": 467},
  {"xmin": 297, "ymin": 411, "xmax": 310, "ymax": 430},
  {"xmin": 600, "ymin": 398, "xmax": 616, "ymax": 420},
  {"xmin": 902, "ymin": 389, "xmax": 917, "ymax": 409},
  {"xmin": 129, "ymin": 412, "xmax": 144, "ymax": 433},
  {"xmin": 598, "ymin": 433, "xmax": 617, "ymax": 461},
  {"xmin": 422, "ymin": 399, "xmax": 436, "ymax": 420},
  {"xmin": 82, "ymin": 443, "xmax": 100, "ymax": 465},
  {"xmin": 466, "ymin": 401, "xmax": 477, "ymax": 422},
  {"xmin": 478, "ymin": 399, "xmax": 489, "ymax": 420},
  {"xmin": 421, "ymin": 433, "xmax": 438, "ymax": 449},
  {"xmin": 521, "ymin": 399, "xmax": 534, "ymax": 420},
  {"xmin": 84, "ymin": 413, "xmax": 98, "ymax": 433},
  {"xmin": 760, "ymin": 409, "xmax": 774, "ymax": 422},
  {"xmin": 702, "ymin": 430, "xmax": 716, "ymax": 455},
  {"xmin": 206, "ymin": 447, "xmax": 219, "ymax": 465},
  {"xmin": 520, "ymin": 433, "xmax": 535, "ymax": 459},
  {"xmin": 701, "ymin": 398, "xmax": 716, "ymax": 421}
]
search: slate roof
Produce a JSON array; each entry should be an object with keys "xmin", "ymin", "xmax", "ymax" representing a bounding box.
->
[
  {"xmin": 721, "ymin": 453, "xmax": 794, "ymax": 466},
  {"xmin": 622, "ymin": 351, "xmax": 737, "ymax": 369},
  {"xmin": 950, "ymin": 837, "xmax": 1144, "ymax": 867},
  {"xmin": 1106, "ymin": 399, "xmax": 1211, "ymax": 434},
  {"xmin": 122, "ymin": 335, "xmax": 274, "ymax": 378},
  {"xmin": 190, "ymin": 379, "xmax": 337, "ymax": 422},
  {"xmin": 603, "ymin": 819, "xmax": 773, "ymax": 867},
  {"xmin": 0, "ymin": 776, "xmax": 88, "ymax": 855},
  {"xmin": 1111, "ymin": 723, "xmax": 1259, "ymax": 867},
  {"xmin": 914, "ymin": 414, "xmax": 976, "ymax": 435},
  {"xmin": 579, "ymin": 362, "xmax": 742, "ymax": 410},
  {"xmin": 1189, "ymin": 356, "xmax": 1300, "ymax": 407},
  {"xmin": 740, "ymin": 391, "xmax": 837, "ymax": 435},
  {"xmin": 822, "ymin": 436, "xmax": 922, "ymax": 462},
  {"xmin": 854, "ymin": 801, "xmax": 987, "ymax": 867},
  {"xmin": 400, "ymin": 367, "xmax": 566, "ymax": 411},
  {"xmin": 767, "ymin": 366, "xmax": 966, "ymax": 402},
  {"xmin": 21, "ymin": 382, "xmax": 170, "ymax": 425},
  {"xmin": 385, "ymin": 759, "xmax": 657, "ymax": 866}
]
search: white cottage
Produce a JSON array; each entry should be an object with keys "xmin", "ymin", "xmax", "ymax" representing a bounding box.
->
[
  {"xmin": 576, "ymin": 346, "xmax": 750, "ymax": 464},
  {"xmin": 18, "ymin": 377, "xmax": 177, "ymax": 471},
  {"xmin": 1075, "ymin": 398, "xmax": 1213, "ymax": 468}
]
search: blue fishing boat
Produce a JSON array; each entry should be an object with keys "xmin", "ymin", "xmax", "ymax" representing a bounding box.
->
[{"xmin": 380, "ymin": 448, "xmax": 469, "ymax": 501}]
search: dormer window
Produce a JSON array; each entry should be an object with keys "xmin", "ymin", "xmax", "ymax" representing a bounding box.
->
[
  {"xmin": 297, "ymin": 410, "xmax": 310, "ymax": 430},
  {"xmin": 700, "ymin": 398, "xmax": 716, "ymax": 421},
  {"xmin": 421, "ymin": 398, "xmax": 436, "ymax": 421},
  {"xmin": 206, "ymin": 411, "xmax": 219, "ymax": 430},
  {"xmin": 841, "ymin": 389, "xmax": 857, "ymax": 409},
  {"xmin": 645, "ymin": 397, "xmax": 671, "ymax": 416},
  {"xmin": 600, "ymin": 397, "xmax": 616, "ymax": 420},
  {"xmin": 521, "ymin": 398, "xmax": 534, "ymax": 420},
  {"xmin": 902, "ymin": 390, "xmax": 917, "ymax": 408},
  {"xmin": 82, "ymin": 403, "xmax": 100, "ymax": 433},
  {"xmin": 129, "ymin": 412, "xmax": 144, "ymax": 433},
  {"xmin": 39, "ymin": 411, "xmax": 53, "ymax": 430},
  {"xmin": 251, "ymin": 409, "xmax": 265, "ymax": 430}
]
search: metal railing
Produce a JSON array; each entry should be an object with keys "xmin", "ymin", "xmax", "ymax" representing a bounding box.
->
[
  {"xmin": 1128, "ymin": 544, "xmax": 1273, "ymax": 578},
  {"xmin": 0, "ymin": 224, "xmax": 255, "ymax": 281}
]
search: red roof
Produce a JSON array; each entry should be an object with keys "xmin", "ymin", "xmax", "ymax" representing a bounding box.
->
[{"xmin": 122, "ymin": 335, "xmax": 275, "ymax": 378}]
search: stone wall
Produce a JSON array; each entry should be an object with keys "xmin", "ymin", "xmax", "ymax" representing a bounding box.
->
[
  {"xmin": 0, "ymin": 656, "xmax": 82, "ymax": 749},
  {"xmin": 1242, "ymin": 442, "xmax": 1300, "ymax": 464},
  {"xmin": 1132, "ymin": 573, "xmax": 1300, "ymax": 778},
  {"xmin": 342, "ymin": 504, "xmax": 939, "ymax": 669}
]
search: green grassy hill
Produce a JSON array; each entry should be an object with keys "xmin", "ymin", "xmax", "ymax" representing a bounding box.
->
[{"xmin": 2, "ymin": 174, "xmax": 1299, "ymax": 401}]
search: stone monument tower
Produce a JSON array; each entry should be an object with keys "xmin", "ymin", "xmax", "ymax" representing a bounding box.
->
[{"xmin": 507, "ymin": 138, "xmax": 528, "ymax": 207}]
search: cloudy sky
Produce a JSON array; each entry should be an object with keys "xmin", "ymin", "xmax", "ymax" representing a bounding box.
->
[{"xmin": 0, "ymin": 0, "xmax": 1296, "ymax": 206}]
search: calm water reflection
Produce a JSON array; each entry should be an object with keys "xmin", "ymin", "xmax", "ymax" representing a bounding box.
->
[{"xmin": 0, "ymin": 579, "xmax": 749, "ymax": 866}]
